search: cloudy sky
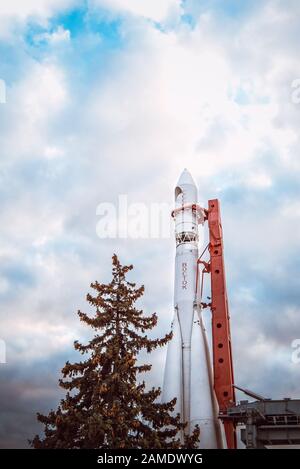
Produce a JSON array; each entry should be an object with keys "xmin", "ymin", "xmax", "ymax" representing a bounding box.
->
[{"xmin": 0, "ymin": 0, "xmax": 300, "ymax": 448}]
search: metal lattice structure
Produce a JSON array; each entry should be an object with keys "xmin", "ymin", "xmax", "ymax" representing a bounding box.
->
[
  {"xmin": 197, "ymin": 199, "xmax": 237, "ymax": 448},
  {"xmin": 224, "ymin": 398, "xmax": 300, "ymax": 448}
]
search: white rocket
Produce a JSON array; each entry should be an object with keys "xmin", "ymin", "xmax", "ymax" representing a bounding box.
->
[{"xmin": 162, "ymin": 169, "xmax": 224, "ymax": 448}]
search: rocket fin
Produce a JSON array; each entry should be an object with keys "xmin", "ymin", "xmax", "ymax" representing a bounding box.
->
[
  {"xmin": 190, "ymin": 308, "xmax": 224, "ymax": 448},
  {"xmin": 162, "ymin": 310, "xmax": 182, "ymax": 416}
]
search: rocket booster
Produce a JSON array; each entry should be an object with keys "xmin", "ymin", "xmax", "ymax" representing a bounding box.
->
[{"xmin": 162, "ymin": 169, "xmax": 224, "ymax": 448}]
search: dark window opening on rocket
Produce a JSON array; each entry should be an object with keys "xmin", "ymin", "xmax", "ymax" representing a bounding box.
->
[{"xmin": 175, "ymin": 186, "xmax": 183, "ymax": 199}]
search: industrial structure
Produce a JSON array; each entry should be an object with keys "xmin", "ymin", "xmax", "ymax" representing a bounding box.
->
[
  {"xmin": 162, "ymin": 169, "xmax": 300, "ymax": 449},
  {"xmin": 225, "ymin": 387, "xmax": 300, "ymax": 448}
]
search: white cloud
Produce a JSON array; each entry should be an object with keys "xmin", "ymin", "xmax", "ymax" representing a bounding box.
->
[
  {"xmin": 0, "ymin": 0, "xmax": 76, "ymax": 19},
  {"xmin": 0, "ymin": 277, "xmax": 10, "ymax": 294},
  {"xmin": 91, "ymin": 0, "xmax": 182, "ymax": 22},
  {"xmin": 0, "ymin": 0, "xmax": 77, "ymax": 39},
  {"xmin": 245, "ymin": 172, "xmax": 273, "ymax": 189},
  {"xmin": 34, "ymin": 26, "xmax": 71, "ymax": 44},
  {"xmin": 43, "ymin": 145, "xmax": 65, "ymax": 160},
  {"xmin": 1, "ymin": 62, "xmax": 68, "ymax": 163}
]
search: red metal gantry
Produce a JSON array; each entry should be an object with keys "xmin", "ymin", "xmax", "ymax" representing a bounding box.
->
[
  {"xmin": 208, "ymin": 199, "xmax": 236, "ymax": 449},
  {"xmin": 199, "ymin": 199, "xmax": 237, "ymax": 449}
]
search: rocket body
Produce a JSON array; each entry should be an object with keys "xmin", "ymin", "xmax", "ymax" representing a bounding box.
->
[{"xmin": 162, "ymin": 169, "xmax": 224, "ymax": 448}]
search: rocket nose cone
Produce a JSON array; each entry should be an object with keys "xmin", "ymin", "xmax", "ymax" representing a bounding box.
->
[
  {"xmin": 177, "ymin": 168, "xmax": 196, "ymax": 188},
  {"xmin": 175, "ymin": 168, "xmax": 198, "ymax": 204}
]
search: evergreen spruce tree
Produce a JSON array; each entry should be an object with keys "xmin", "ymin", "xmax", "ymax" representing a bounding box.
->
[{"xmin": 31, "ymin": 255, "xmax": 200, "ymax": 449}]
